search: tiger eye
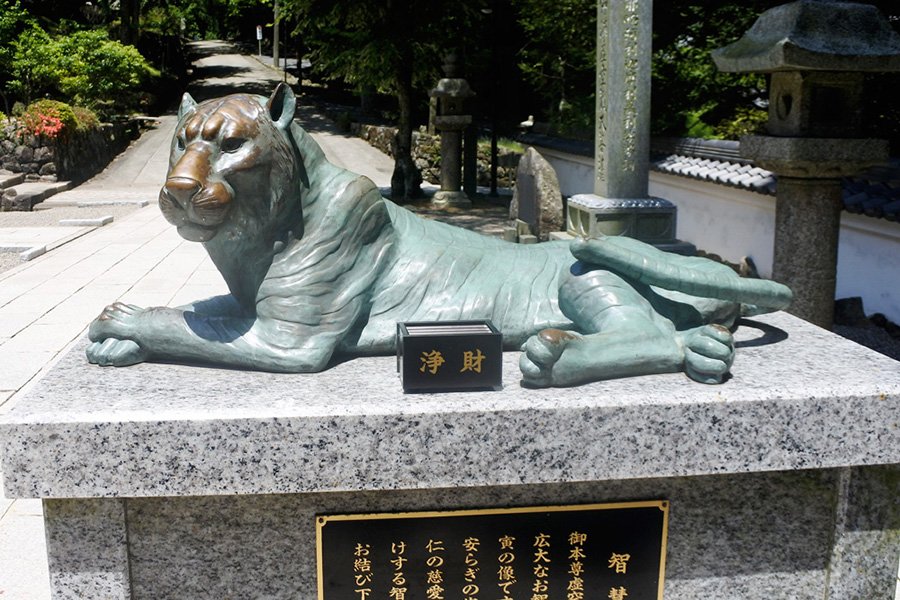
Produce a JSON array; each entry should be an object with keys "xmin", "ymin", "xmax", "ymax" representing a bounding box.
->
[{"xmin": 221, "ymin": 137, "xmax": 246, "ymax": 153}]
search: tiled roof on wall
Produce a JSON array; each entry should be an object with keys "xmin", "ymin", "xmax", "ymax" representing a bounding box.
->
[
  {"xmin": 649, "ymin": 138, "xmax": 900, "ymax": 223},
  {"xmin": 651, "ymin": 153, "xmax": 778, "ymax": 195},
  {"xmin": 517, "ymin": 133, "xmax": 900, "ymax": 223},
  {"xmin": 843, "ymin": 163, "xmax": 900, "ymax": 221}
]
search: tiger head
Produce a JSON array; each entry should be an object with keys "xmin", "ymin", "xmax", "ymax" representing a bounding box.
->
[{"xmin": 159, "ymin": 84, "xmax": 301, "ymax": 244}]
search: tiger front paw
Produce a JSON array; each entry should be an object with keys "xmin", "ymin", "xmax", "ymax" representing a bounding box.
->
[
  {"xmin": 86, "ymin": 338, "xmax": 149, "ymax": 367},
  {"xmin": 519, "ymin": 328, "xmax": 582, "ymax": 388},
  {"xmin": 681, "ymin": 324, "xmax": 734, "ymax": 384}
]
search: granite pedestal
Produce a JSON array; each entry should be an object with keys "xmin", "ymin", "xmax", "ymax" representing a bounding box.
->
[{"xmin": 2, "ymin": 312, "xmax": 900, "ymax": 599}]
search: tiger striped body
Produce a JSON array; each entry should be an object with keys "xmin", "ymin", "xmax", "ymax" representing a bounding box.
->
[{"xmin": 88, "ymin": 85, "xmax": 792, "ymax": 387}]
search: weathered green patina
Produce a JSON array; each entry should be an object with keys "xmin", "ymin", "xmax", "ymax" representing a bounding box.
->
[{"xmin": 87, "ymin": 85, "xmax": 792, "ymax": 387}]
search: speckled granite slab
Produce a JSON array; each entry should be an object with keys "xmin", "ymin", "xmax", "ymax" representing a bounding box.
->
[
  {"xmin": 3, "ymin": 311, "xmax": 900, "ymax": 600},
  {"xmin": 2, "ymin": 311, "xmax": 899, "ymax": 499}
]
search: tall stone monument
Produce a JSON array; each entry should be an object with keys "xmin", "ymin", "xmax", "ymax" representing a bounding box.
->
[
  {"xmin": 567, "ymin": 0, "xmax": 689, "ymax": 254},
  {"xmin": 714, "ymin": 0, "xmax": 900, "ymax": 329}
]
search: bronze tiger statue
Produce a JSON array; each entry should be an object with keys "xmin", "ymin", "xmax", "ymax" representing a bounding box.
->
[{"xmin": 88, "ymin": 84, "xmax": 792, "ymax": 387}]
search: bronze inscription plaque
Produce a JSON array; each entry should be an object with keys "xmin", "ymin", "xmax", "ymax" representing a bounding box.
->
[{"xmin": 317, "ymin": 501, "xmax": 669, "ymax": 600}]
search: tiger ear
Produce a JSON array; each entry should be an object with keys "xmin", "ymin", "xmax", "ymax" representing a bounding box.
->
[
  {"xmin": 267, "ymin": 83, "xmax": 296, "ymax": 130},
  {"xmin": 178, "ymin": 93, "xmax": 198, "ymax": 121}
]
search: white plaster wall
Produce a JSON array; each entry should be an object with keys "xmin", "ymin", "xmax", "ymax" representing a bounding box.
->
[
  {"xmin": 836, "ymin": 214, "xmax": 900, "ymax": 321},
  {"xmin": 534, "ymin": 147, "xmax": 900, "ymax": 323},
  {"xmin": 529, "ymin": 147, "xmax": 595, "ymax": 197},
  {"xmin": 649, "ymin": 173, "xmax": 777, "ymax": 277}
]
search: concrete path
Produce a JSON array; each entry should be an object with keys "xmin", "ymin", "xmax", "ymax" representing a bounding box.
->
[{"xmin": 0, "ymin": 40, "xmax": 402, "ymax": 600}]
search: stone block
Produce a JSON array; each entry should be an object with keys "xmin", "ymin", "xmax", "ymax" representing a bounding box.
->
[
  {"xmin": 34, "ymin": 146, "xmax": 54, "ymax": 163},
  {"xmin": 548, "ymin": 230, "xmax": 574, "ymax": 241},
  {"xmin": 3, "ymin": 312, "xmax": 900, "ymax": 600},
  {"xmin": 59, "ymin": 215, "xmax": 114, "ymax": 227},
  {"xmin": 712, "ymin": 0, "xmax": 900, "ymax": 74},
  {"xmin": 741, "ymin": 136, "xmax": 888, "ymax": 179},
  {"xmin": 1, "ymin": 188, "xmax": 43, "ymax": 211},
  {"xmin": 567, "ymin": 193, "xmax": 677, "ymax": 244},
  {"xmin": 0, "ymin": 172, "xmax": 24, "ymax": 189},
  {"xmin": 14, "ymin": 145, "xmax": 34, "ymax": 163},
  {"xmin": 509, "ymin": 147, "xmax": 564, "ymax": 240}
]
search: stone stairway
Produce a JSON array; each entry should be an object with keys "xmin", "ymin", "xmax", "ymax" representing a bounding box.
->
[{"xmin": 0, "ymin": 173, "xmax": 73, "ymax": 211}]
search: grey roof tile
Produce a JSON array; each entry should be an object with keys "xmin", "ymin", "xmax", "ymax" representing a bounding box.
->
[
  {"xmin": 650, "ymin": 146, "xmax": 899, "ymax": 224},
  {"xmin": 882, "ymin": 199, "xmax": 900, "ymax": 220},
  {"xmin": 844, "ymin": 192, "xmax": 869, "ymax": 213},
  {"xmin": 863, "ymin": 196, "xmax": 890, "ymax": 218},
  {"xmin": 751, "ymin": 176, "xmax": 777, "ymax": 194},
  {"xmin": 729, "ymin": 172, "xmax": 753, "ymax": 185}
]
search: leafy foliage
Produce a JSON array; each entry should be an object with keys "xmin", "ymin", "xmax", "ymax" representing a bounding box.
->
[
  {"xmin": 72, "ymin": 105, "xmax": 101, "ymax": 131},
  {"xmin": 714, "ymin": 106, "xmax": 768, "ymax": 140},
  {"xmin": 9, "ymin": 28, "xmax": 160, "ymax": 110},
  {"xmin": 7, "ymin": 28, "xmax": 58, "ymax": 104},
  {"xmin": 0, "ymin": 0, "xmax": 32, "ymax": 73},
  {"xmin": 512, "ymin": 0, "xmax": 595, "ymax": 135},
  {"xmin": 282, "ymin": 0, "xmax": 480, "ymax": 198},
  {"xmin": 650, "ymin": 2, "xmax": 779, "ymax": 139},
  {"xmin": 139, "ymin": 0, "xmax": 263, "ymax": 40},
  {"xmin": 284, "ymin": 0, "xmax": 473, "ymax": 94}
]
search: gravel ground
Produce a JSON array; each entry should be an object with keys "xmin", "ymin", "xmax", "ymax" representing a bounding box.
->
[
  {"xmin": 833, "ymin": 324, "xmax": 900, "ymax": 362},
  {"xmin": 0, "ymin": 203, "xmax": 142, "ymax": 226},
  {"xmin": 0, "ymin": 203, "xmax": 144, "ymax": 275},
  {"xmin": 0, "ymin": 251, "xmax": 22, "ymax": 273}
]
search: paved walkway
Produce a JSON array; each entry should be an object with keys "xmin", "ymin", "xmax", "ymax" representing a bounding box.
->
[{"xmin": 0, "ymin": 40, "xmax": 427, "ymax": 600}]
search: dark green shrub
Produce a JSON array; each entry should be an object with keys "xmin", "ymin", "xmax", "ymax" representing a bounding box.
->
[
  {"xmin": 715, "ymin": 106, "xmax": 768, "ymax": 140},
  {"xmin": 72, "ymin": 106, "xmax": 101, "ymax": 131}
]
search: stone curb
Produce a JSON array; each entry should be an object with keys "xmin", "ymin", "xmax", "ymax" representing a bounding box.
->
[{"xmin": 59, "ymin": 216, "xmax": 114, "ymax": 227}]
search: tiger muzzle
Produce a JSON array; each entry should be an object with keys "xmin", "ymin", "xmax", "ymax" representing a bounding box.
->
[{"xmin": 164, "ymin": 176, "xmax": 203, "ymax": 208}]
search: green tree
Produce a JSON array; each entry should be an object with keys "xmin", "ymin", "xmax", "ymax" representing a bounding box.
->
[
  {"xmin": 512, "ymin": 0, "xmax": 595, "ymax": 135},
  {"xmin": 650, "ymin": 1, "xmax": 783, "ymax": 138},
  {"xmin": 0, "ymin": 0, "xmax": 33, "ymax": 111},
  {"xmin": 0, "ymin": 0, "xmax": 30, "ymax": 65},
  {"xmin": 9, "ymin": 28, "xmax": 159, "ymax": 110},
  {"xmin": 283, "ymin": 0, "xmax": 479, "ymax": 200},
  {"xmin": 7, "ymin": 27, "xmax": 58, "ymax": 104},
  {"xmin": 512, "ymin": 0, "xmax": 900, "ymax": 144},
  {"xmin": 142, "ymin": 0, "xmax": 265, "ymax": 40}
]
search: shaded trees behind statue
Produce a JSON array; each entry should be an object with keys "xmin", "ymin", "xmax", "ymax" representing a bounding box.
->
[
  {"xmin": 281, "ymin": 0, "xmax": 482, "ymax": 201},
  {"xmin": 511, "ymin": 0, "xmax": 900, "ymax": 148}
]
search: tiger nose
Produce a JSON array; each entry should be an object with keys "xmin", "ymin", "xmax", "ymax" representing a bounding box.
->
[{"xmin": 165, "ymin": 177, "xmax": 202, "ymax": 207}]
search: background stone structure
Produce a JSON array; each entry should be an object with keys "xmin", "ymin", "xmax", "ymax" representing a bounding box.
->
[
  {"xmin": 354, "ymin": 123, "xmax": 521, "ymax": 189},
  {"xmin": 0, "ymin": 119, "xmax": 137, "ymax": 184}
]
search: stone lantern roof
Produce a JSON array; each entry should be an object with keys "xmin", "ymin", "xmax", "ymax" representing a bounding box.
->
[
  {"xmin": 429, "ymin": 78, "xmax": 475, "ymax": 100},
  {"xmin": 429, "ymin": 54, "xmax": 475, "ymax": 100},
  {"xmin": 713, "ymin": 0, "xmax": 900, "ymax": 73}
]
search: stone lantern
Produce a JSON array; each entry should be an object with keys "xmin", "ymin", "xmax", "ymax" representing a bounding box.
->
[
  {"xmin": 713, "ymin": 0, "xmax": 900, "ymax": 329},
  {"xmin": 429, "ymin": 55, "xmax": 475, "ymax": 207}
]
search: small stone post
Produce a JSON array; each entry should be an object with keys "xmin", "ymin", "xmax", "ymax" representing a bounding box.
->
[
  {"xmin": 714, "ymin": 0, "xmax": 900, "ymax": 328},
  {"xmin": 430, "ymin": 55, "xmax": 475, "ymax": 208}
]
